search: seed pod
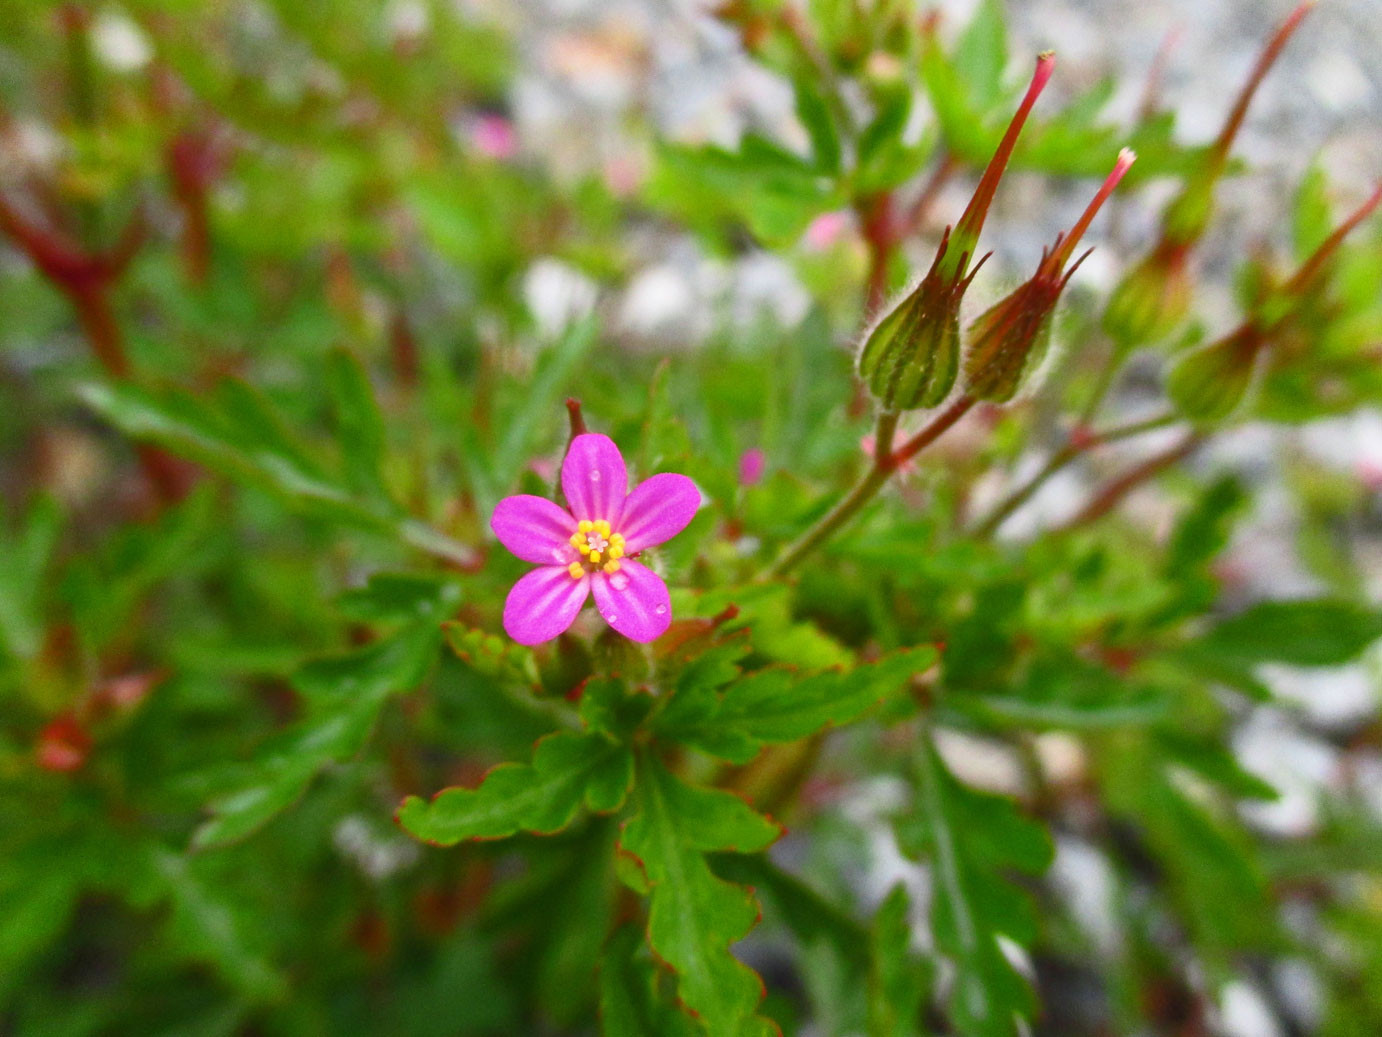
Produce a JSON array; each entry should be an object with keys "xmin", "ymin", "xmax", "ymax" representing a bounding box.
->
[
  {"xmin": 1102, "ymin": 2, "xmax": 1313, "ymax": 350},
  {"xmin": 1166, "ymin": 325, "xmax": 1264, "ymax": 422},
  {"xmin": 857, "ymin": 53, "xmax": 1055, "ymax": 411},
  {"xmin": 1102, "ymin": 241, "xmax": 1194, "ymax": 349},
  {"xmin": 857, "ymin": 229, "xmax": 982, "ymax": 409},
  {"xmin": 965, "ymin": 150, "xmax": 1136, "ymax": 403},
  {"xmin": 1167, "ymin": 182, "xmax": 1380, "ymax": 424}
]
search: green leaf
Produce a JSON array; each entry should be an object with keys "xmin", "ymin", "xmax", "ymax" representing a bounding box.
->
[
  {"xmin": 656, "ymin": 648, "xmax": 934, "ymax": 763},
  {"xmin": 1165, "ymin": 475, "xmax": 1247, "ymax": 579},
  {"xmin": 1292, "ymin": 163, "xmax": 1334, "ymax": 260},
  {"xmin": 946, "ymin": 653, "xmax": 1170, "ymax": 730},
  {"xmin": 338, "ymin": 572, "xmax": 459, "ymax": 623},
  {"xmin": 193, "ymin": 614, "xmax": 446, "ymax": 849},
  {"xmin": 709, "ymin": 852, "xmax": 867, "ymax": 964},
  {"xmin": 324, "ymin": 348, "xmax": 390, "ymax": 501},
  {"xmin": 793, "ymin": 74, "xmax": 842, "ymax": 174},
  {"xmin": 869, "ymin": 884, "xmax": 928, "ymax": 1037},
  {"xmin": 952, "ymin": 0, "xmax": 1008, "ymax": 112},
  {"xmin": 599, "ymin": 925, "xmax": 702, "ymax": 1037},
  {"xmin": 1193, "ymin": 598, "xmax": 1382, "ymax": 668},
  {"xmin": 78, "ymin": 380, "xmax": 476, "ymax": 567},
  {"xmin": 442, "ymin": 621, "xmax": 540, "ymax": 688},
  {"xmin": 896, "ymin": 735, "xmax": 1052, "ymax": 1036},
  {"xmin": 0, "ymin": 495, "xmax": 61, "ymax": 662},
  {"xmin": 397, "ymin": 731, "xmax": 633, "ymax": 845},
  {"xmin": 617, "ymin": 755, "xmax": 782, "ymax": 1036},
  {"xmin": 1101, "ymin": 738, "xmax": 1275, "ymax": 955},
  {"xmin": 149, "ymin": 848, "xmax": 286, "ymax": 1002}
]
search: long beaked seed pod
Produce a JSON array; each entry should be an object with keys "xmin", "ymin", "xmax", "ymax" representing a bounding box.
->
[
  {"xmin": 1167, "ymin": 183, "xmax": 1380, "ymax": 424},
  {"xmin": 964, "ymin": 150, "xmax": 1136, "ymax": 403},
  {"xmin": 857, "ymin": 54, "xmax": 1055, "ymax": 410},
  {"xmin": 1103, "ymin": 1, "xmax": 1313, "ymax": 349}
]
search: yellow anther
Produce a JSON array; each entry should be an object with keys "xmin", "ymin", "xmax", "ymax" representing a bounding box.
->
[
  {"xmin": 569, "ymin": 533, "xmax": 582, "ymax": 547},
  {"xmin": 608, "ymin": 546, "xmax": 623, "ymax": 560},
  {"xmin": 609, "ymin": 533, "xmax": 624, "ymax": 547},
  {"xmin": 603, "ymin": 559, "xmax": 621, "ymax": 574},
  {"xmin": 589, "ymin": 551, "xmax": 602, "ymax": 564},
  {"xmin": 567, "ymin": 561, "xmax": 584, "ymax": 579},
  {"xmin": 594, "ymin": 519, "xmax": 610, "ymax": 536},
  {"xmin": 579, "ymin": 520, "xmax": 593, "ymax": 533},
  {"xmin": 578, "ymin": 543, "xmax": 590, "ymax": 556}
]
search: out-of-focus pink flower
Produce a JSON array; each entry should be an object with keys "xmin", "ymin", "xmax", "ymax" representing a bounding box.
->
[
  {"xmin": 471, "ymin": 114, "xmax": 517, "ymax": 160},
  {"xmin": 603, "ymin": 154, "xmax": 644, "ymax": 198},
  {"xmin": 1358, "ymin": 458, "xmax": 1382, "ymax": 492},
  {"xmin": 738, "ymin": 448, "xmax": 766, "ymax": 487},
  {"xmin": 802, "ymin": 210, "xmax": 851, "ymax": 251},
  {"xmin": 491, "ymin": 434, "xmax": 700, "ymax": 645}
]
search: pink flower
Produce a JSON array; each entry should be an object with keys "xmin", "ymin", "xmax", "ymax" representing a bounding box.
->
[
  {"xmin": 471, "ymin": 114, "xmax": 517, "ymax": 160},
  {"xmin": 491, "ymin": 434, "xmax": 700, "ymax": 645},
  {"xmin": 738, "ymin": 448, "xmax": 765, "ymax": 487},
  {"xmin": 802, "ymin": 210, "xmax": 851, "ymax": 251}
]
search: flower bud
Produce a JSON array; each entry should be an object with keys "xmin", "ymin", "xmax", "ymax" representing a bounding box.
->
[
  {"xmin": 1101, "ymin": 240, "xmax": 1194, "ymax": 349},
  {"xmin": 856, "ymin": 228, "xmax": 981, "ymax": 409},
  {"xmin": 1168, "ymin": 181, "xmax": 1379, "ymax": 424},
  {"xmin": 857, "ymin": 53, "xmax": 1055, "ymax": 410},
  {"xmin": 1102, "ymin": 2, "xmax": 1313, "ymax": 350},
  {"xmin": 965, "ymin": 150, "xmax": 1136, "ymax": 403},
  {"xmin": 1166, "ymin": 325, "xmax": 1264, "ymax": 422}
]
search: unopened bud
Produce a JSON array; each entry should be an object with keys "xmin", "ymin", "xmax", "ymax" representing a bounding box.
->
[
  {"xmin": 1166, "ymin": 325, "xmax": 1264, "ymax": 422},
  {"xmin": 1168, "ymin": 178, "xmax": 1379, "ymax": 424},
  {"xmin": 1102, "ymin": 240, "xmax": 1194, "ymax": 349},
  {"xmin": 857, "ymin": 228, "xmax": 981, "ymax": 409},
  {"xmin": 965, "ymin": 150, "xmax": 1136, "ymax": 402},
  {"xmin": 858, "ymin": 53, "xmax": 1056, "ymax": 411},
  {"xmin": 1103, "ymin": 2, "xmax": 1313, "ymax": 348}
]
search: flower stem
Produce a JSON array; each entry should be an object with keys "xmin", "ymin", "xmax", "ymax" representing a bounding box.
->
[
  {"xmin": 767, "ymin": 397, "xmax": 973, "ymax": 578},
  {"xmin": 1054, "ymin": 432, "xmax": 1202, "ymax": 533},
  {"xmin": 970, "ymin": 411, "xmax": 1177, "ymax": 539}
]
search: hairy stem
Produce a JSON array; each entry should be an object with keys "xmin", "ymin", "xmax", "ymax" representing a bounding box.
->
[
  {"xmin": 768, "ymin": 397, "xmax": 973, "ymax": 578},
  {"xmin": 971, "ymin": 411, "xmax": 1177, "ymax": 539},
  {"xmin": 1055, "ymin": 432, "xmax": 1202, "ymax": 533}
]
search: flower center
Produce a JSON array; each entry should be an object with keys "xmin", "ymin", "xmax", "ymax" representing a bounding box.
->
[{"xmin": 567, "ymin": 519, "xmax": 625, "ymax": 580}]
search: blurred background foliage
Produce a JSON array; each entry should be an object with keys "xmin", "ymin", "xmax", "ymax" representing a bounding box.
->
[{"xmin": 2, "ymin": 0, "xmax": 1382, "ymax": 1034}]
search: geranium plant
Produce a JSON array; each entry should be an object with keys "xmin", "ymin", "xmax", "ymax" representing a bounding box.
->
[{"xmin": 2, "ymin": 1, "xmax": 1381, "ymax": 1035}]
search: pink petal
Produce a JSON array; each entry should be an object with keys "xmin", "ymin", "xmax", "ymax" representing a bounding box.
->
[
  {"xmin": 561, "ymin": 433, "xmax": 628, "ymax": 524},
  {"xmin": 502, "ymin": 567, "xmax": 590, "ymax": 645},
  {"xmin": 590, "ymin": 560, "xmax": 671, "ymax": 643},
  {"xmin": 618, "ymin": 473, "xmax": 701, "ymax": 552},
  {"xmin": 492, "ymin": 495, "xmax": 578, "ymax": 564}
]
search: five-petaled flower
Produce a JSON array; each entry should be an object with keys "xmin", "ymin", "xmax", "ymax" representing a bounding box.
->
[{"xmin": 491, "ymin": 434, "xmax": 701, "ymax": 645}]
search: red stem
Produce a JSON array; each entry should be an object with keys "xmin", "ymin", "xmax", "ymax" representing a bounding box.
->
[
  {"xmin": 889, "ymin": 396, "xmax": 976, "ymax": 469},
  {"xmin": 1057, "ymin": 434, "xmax": 1201, "ymax": 531},
  {"xmin": 1207, "ymin": 1, "xmax": 1313, "ymax": 177},
  {"xmin": 950, "ymin": 52, "xmax": 1056, "ymax": 256},
  {"xmin": 1051, "ymin": 149, "xmax": 1136, "ymax": 271}
]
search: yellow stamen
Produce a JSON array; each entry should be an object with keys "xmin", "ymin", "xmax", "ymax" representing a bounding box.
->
[
  {"xmin": 567, "ymin": 561, "xmax": 584, "ymax": 579},
  {"xmin": 569, "ymin": 533, "xmax": 582, "ymax": 547},
  {"xmin": 608, "ymin": 545, "xmax": 622, "ymax": 559},
  {"xmin": 579, "ymin": 520, "xmax": 593, "ymax": 533},
  {"xmin": 594, "ymin": 519, "xmax": 610, "ymax": 536},
  {"xmin": 603, "ymin": 559, "xmax": 621, "ymax": 573},
  {"xmin": 578, "ymin": 542, "xmax": 591, "ymax": 556},
  {"xmin": 589, "ymin": 551, "xmax": 602, "ymax": 564}
]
